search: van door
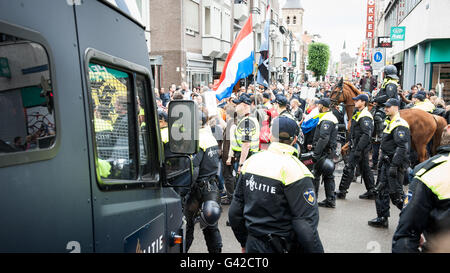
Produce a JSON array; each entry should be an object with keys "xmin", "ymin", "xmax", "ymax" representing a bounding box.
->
[
  {"xmin": 73, "ymin": 1, "xmax": 177, "ymax": 252},
  {"xmin": 0, "ymin": 0, "xmax": 94, "ymax": 252}
]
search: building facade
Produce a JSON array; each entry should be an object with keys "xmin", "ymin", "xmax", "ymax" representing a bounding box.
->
[{"xmin": 377, "ymin": 0, "xmax": 450, "ymax": 102}]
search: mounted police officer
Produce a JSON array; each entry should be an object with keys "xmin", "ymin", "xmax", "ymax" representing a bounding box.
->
[
  {"xmin": 392, "ymin": 125, "xmax": 450, "ymax": 252},
  {"xmin": 369, "ymin": 98, "xmax": 410, "ymax": 228},
  {"xmin": 312, "ymin": 98, "xmax": 338, "ymax": 208},
  {"xmin": 184, "ymin": 108, "xmax": 223, "ymax": 253},
  {"xmin": 336, "ymin": 94, "xmax": 376, "ymax": 200},
  {"xmin": 228, "ymin": 116, "xmax": 324, "ymax": 253},
  {"xmin": 372, "ymin": 65, "xmax": 400, "ymax": 139}
]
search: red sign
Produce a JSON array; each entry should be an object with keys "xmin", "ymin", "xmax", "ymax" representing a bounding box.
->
[{"xmin": 366, "ymin": 0, "xmax": 376, "ymax": 39}]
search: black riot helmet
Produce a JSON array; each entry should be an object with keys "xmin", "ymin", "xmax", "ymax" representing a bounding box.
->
[
  {"xmin": 383, "ymin": 65, "xmax": 398, "ymax": 80},
  {"xmin": 198, "ymin": 200, "xmax": 221, "ymax": 229},
  {"xmin": 316, "ymin": 157, "xmax": 335, "ymax": 176}
]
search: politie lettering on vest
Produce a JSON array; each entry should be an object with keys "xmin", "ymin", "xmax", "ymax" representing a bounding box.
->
[{"xmin": 229, "ymin": 116, "xmax": 324, "ymax": 253}]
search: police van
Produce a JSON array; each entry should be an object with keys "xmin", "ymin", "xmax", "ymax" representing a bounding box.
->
[{"xmin": 0, "ymin": 0, "xmax": 198, "ymax": 252}]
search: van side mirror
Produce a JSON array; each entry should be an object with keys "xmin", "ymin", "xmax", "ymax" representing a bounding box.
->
[
  {"xmin": 168, "ymin": 100, "xmax": 199, "ymax": 154},
  {"xmin": 163, "ymin": 155, "xmax": 192, "ymax": 187}
]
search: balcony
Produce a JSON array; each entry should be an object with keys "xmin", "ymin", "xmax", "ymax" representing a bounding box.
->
[
  {"xmin": 234, "ymin": 1, "xmax": 248, "ymax": 22},
  {"xmin": 218, "ymin": 40, "xmax": 231, "ymax": 59},
  {"xmin": 202, "ymin": 36, "xmax": 221, "ymax": 58}
]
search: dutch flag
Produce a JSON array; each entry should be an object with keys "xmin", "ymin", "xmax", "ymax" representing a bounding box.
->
[{"xmin": 213, "ymin": 15, "xmax": 254, "ymax": 101}]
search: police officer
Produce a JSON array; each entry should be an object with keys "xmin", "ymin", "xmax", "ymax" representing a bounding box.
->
[
  {"xmin": 228, "ymin": 116, "xmax": 324, "ymax": 253},
  {"xmin": 373, "ymin": 65, "xmax": 400, "ymax": 139},
  {"xmin": 231, "ymin": 94, "xmax": 260, "ymax": 174},
  {"xmin": 272, "ymin": 94, "xmax": 295, "ymax": 120},
  {"xmin": 412, "ymin": 91, "xmax": 436, "ymax": 113},
  {"xmin": 369, "ymin": 98, "xmax": 410, "ymax": 228},
  {"xmin": 336, "ymin": 94, "xmax": 376, "ymax": 200},
  {"xmin": 392, "ymin": 125, "xmax": 450, "ymax": 252},
  {"xmin": 312, "ymin": 98, "xmax": 338, "ymax": 208},
  {"xmin": 184, "ymin": 108, "xmax": 223, "ymax": 253}
]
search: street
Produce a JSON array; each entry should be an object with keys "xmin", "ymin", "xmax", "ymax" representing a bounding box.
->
[{"xmin": 189, "ymin": 162, "xmax": 401, "ymax": 253}]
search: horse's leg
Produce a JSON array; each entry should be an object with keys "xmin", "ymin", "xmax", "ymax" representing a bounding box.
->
[{"xmin": 416, "ymin": 143, "xmax": 428, "ymax": 163}]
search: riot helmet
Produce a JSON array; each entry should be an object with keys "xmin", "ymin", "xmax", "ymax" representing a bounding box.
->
[{"xmin": 383, "ymin": 65, "xmax": 398, "ymax": 80}]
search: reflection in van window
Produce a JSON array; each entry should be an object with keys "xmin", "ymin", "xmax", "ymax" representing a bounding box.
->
[
  {"xmin": 0, "ymin": 34, "xmax": 56, "ymax": 154},
  {"xmin": 88, "ymin": 63, "xmax": 137, "ymax": 181}
]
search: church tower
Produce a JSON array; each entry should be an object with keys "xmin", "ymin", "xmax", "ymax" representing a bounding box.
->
[{"xmin": 282, "ymin": 0, "xmax": 304, "ymax": 37}]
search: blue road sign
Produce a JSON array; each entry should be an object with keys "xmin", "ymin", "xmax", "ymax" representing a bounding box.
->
[{"xmin": 374, "ymin": 52, "xmax": 383, "ymax": 63}]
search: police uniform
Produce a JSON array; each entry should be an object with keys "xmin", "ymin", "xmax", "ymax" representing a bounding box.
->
[
  {"xmin": 231, "ymin": 115, "xmax": 260, "ymax": 165},
  {"xmin": 184, "ymin": 125, "xmax": 223, "ymax": 253},
  {"xmin": 412, "ymin": 92, "xmax": 436, "ymax": 113},
  {"xmin": 312, "ymin": 99, "xmax": 338, "ymax": 208},
  {"xmin": 337, "ymin": 95, "xmax": 376, "ymax": 199},
  {"xmin": 392, "ymin": 144, "xmax": 450, "ymax": 252},
  {"xmin": 373, "ymin": 65, "xmax": 400, "ymax": 138},
  {"xmin": 369, "ymin": 99, "xmax": 410, "ymax": 228},
  {"xmin": 228, "ymin": 117, "xmax": 324, "ymax": 253}
]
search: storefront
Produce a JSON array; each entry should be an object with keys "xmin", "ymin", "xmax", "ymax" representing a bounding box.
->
[
  {"xmin": 186, "ymin": 52, "xmax": 212, "ymax": 90},
  {"xmin": 426, "ymin": 39, "xmax": 450, "ymax": 103}
]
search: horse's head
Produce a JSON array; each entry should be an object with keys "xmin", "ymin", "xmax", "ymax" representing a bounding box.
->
[{"xmin": 330, "ymin": 78, "xmax": 345, "ymax": 107}]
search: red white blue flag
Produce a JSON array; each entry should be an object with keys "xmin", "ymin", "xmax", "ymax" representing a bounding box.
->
[{"xmin": 213, "ymin": 15, "xmax": 254, "ymax": 101}]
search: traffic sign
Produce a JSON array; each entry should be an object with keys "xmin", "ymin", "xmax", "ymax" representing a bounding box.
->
[
  {"xmin": 374, "ymin": 52, "xmax": 383, "ymax": 63},
  {"xmin": 372, "ymin": 50, "xmax": 384, "ymax": 70}
]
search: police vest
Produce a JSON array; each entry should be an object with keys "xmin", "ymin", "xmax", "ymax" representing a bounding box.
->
[
  {"xmin": 413, "ymin": 99, "xmax": 436, "ymax": 113},
  {"xmin": 383, "ymin": 113, "xmax": 409, "ymax": 134},
  {"xmin": 94, "ymin": 117, "xmax": 113, "ymax": 133},
  {"xmin": 318, "ymin": 111, "xmax": 338, "ymax": 125},
  {"xmin": 242, "ymin": 142, "xmax": 314, "ymax": 185},
  {"xmin": 352, "ymin": 107, "xmax": 373, "ymax": 122},
  {"xmin": 414, "ymin": 154, "xmax": 450, "ymax": 200},
  {"xmin": 231, "ymin": 116, "xmax": 260, "ymax": 153},
  {"xmin": 93, "ymin": 118, "xmax": 113, "ymax": 179},
  {"xmin": 381, "ymin": 78, "xmax": 399, "ymax": 89},
  {"xmin": 199, "ymin": 126, "xmax": 219, "ymax": 151}
]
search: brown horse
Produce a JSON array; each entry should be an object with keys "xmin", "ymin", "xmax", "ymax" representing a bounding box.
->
[{"xmin": 330, "ymin": 80, "xmax": 448, "ymax": 163}]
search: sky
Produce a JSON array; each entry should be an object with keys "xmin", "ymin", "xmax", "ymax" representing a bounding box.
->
[{"xmin": 280, "ymin": 0, "xmax": 368, "ymax": 62}]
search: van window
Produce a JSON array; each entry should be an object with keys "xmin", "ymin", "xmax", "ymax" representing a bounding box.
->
[
  {"xmin": 88, "ymin": 63, "xmax": 138, "ymax": 181},
  {"xmin": 0, "ymin": 34, "xmax": 56, "ymax": 154},
  {"xmin": 136, "ymin": 75, "xmax": 150, "ymax": 176}
]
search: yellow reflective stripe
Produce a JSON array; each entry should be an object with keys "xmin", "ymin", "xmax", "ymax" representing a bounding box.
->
[
  {"xmin": 97, "ymin": 158, "xmax": 111, "ymax": 178},
  {"xmin": 318, "ymin": 111, "xmax": 338, "ymax": 124},
  {"xmin": 94, "ymin": 118, "xmax": 113, "ymax": 132},
  {"xmin": 242, "ymin": 143, "xmax": 313, "ymax": 185},
  {"xmin": 381, "ymin": 78, "xmax": 398, "ymax": 89},
  {"xmin": 383, "ymin": 113, "xmax": 409, "ymax": 134},
  {"xmin": 232, "ymin": 116, "xmax": 260, "ymax": 152},
  {"xmin": 355, "ymin": 107, "xmax": 373, "ymax": 122},
  {"xmin": 415, "ymin": 156, "xmax": 450, "ymax": 200},
  {"xmin": 199, "ymin": 126, "xmax": 218, "ymax": 151}
]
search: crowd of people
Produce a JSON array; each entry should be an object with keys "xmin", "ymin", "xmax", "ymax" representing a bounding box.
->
[{"xmin": 155, "ymin": 67, "xmax": 450, "ymax": 253}]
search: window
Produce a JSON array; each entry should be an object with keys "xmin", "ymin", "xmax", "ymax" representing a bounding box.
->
[
  {"xmin": 204, "ymin": 7, "xmax": 211, "ymax": 35},
  {"xmin": 0, "ymin": 33, "xmax": 56, "ymax": 155},
  {"xmin": 286, "ymin": 16, "xmax": 290, "ymax": 25},
  {"xmin": 185, "ymin": 0, "xmax": 200, "ymax": 33},
  {"xmin": 88, "ymin": 63, "xmax": 151, "ymax": 183},
  {"xmin": 293, "ymin": 16, "xmax": 296, "ymax": 25}
]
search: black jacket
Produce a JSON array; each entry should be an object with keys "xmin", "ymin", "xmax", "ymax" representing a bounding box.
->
[
  {"xmin": 350, "ymin": 108, "xmax": 374, "ymax": 154},
  {"xmin": 228, "ymin": 142, "xmax": 324, "ymax": 253},
  {"xmin": 380, "ymin": 113, "xmax": 410, "ymax": 167},
  {"xmin": 193, "ymin": 126, "xmax": 220, "ymax": 181},
  {"xmin": 312, "ymin": 111, "xmax": 338, "ymax": 159},
  {"xmin": 392, "ymin": 145, "xmax": 450, "ymax": 252}
]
